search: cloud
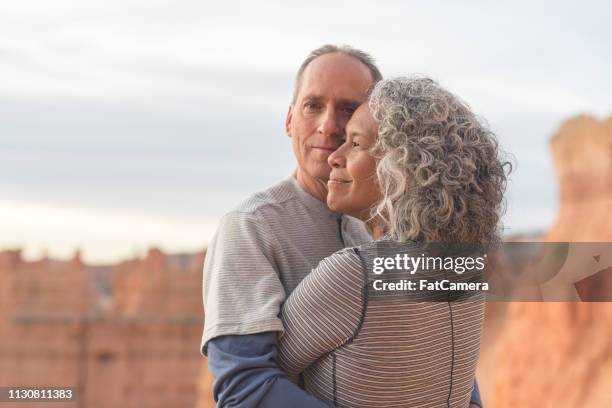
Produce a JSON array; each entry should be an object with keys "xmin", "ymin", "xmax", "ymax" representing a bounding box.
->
[{"xmin": 0, "ymin": 0, "xmax": 610, "ymax": 260}]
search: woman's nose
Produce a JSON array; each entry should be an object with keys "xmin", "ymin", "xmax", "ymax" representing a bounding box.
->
[{"xmin": 328, "ymin": 145, "xmax": 347, "ymax": 168}]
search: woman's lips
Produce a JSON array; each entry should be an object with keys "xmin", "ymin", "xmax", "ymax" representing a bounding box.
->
[{"xmin": 328, "ymin": 177, "xmax": 352, "ymax": 186}]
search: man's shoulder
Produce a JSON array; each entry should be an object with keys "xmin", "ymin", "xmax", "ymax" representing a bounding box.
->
[
  {"xmin": 215, "ymin": 177, "xmax": 306, "ymax": 236},
  {"xmin": 229, "ymin": 177, "xmax": 299, "ymax": 216}
]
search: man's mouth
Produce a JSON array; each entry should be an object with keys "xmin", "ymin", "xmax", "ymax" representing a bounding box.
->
[{"xmin": 312, "ymin": 146, "xmax": 338, "ymax": 152}]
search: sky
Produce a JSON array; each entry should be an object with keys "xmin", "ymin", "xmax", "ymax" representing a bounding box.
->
[{"xmin": 1, "ymin": 0, "xmax": 611, "ymax": 264}]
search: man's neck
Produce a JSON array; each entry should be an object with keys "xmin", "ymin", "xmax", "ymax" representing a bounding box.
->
[{"xmin": 295, "ymin": 169, "xmax": 328, "ymax": 203}]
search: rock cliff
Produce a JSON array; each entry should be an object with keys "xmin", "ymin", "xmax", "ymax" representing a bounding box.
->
[
  {"xmin": 480, "ymin": 115, "xmax": 612, "ymax": 408},
  {"xmin": 0, "ymin": 248, "xmax": 206, "ymax": 408}
]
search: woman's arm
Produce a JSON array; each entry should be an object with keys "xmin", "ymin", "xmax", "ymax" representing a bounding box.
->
[{"xmin": 277, "ymin": 249, "xmax": 365, "ymax": 377}]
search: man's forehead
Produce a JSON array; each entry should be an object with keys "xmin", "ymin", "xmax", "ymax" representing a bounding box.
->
[
  {"xmin": 296, "ymin": 53, "xmax": 373, "ymax": 100},
  {"xmin": 305, "ymin": 52, "xmax": 370, "ymax": 73}
]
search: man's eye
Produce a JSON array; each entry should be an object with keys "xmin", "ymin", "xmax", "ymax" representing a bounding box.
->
[
  {"xmin": 343, "ymin": 106, "xmax": 357, "ymax": 114},
  {"xmin": 305, "ymin": 102, "xmax": 321, "ymax": 111}
]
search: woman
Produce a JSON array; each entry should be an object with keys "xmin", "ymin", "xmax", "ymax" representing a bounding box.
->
[{"xmin": 277, "ymin": 77, "xmax": 510, "ymax": 408}]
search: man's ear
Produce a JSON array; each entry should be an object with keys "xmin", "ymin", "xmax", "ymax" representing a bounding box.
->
[{"xmin": 285, "ymin": 104, "xmax": 294, "ymax": 137}]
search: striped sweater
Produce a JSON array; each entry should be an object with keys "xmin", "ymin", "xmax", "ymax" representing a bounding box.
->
[{"xmin": 278, "ymin": 240, "xmax": 485, "ymax": 408}]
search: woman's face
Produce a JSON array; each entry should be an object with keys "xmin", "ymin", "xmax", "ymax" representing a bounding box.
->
[{"xmin": 327, "ymin": 103, "xmax": 380, "ymax": 220}]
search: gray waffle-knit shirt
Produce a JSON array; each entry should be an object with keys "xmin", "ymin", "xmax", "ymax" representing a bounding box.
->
[{"xmin": 201, "ymin": 175, "xmax": 372, "ymax": 355}]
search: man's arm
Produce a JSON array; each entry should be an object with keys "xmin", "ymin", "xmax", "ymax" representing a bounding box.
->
[
  {"xmin": 201, "ymin": 211, "xmax": 286, "ymax": 355},
  {"xmin": 207, "ymin": 332, "xmax": 334, "ymax": 408},
  {"xmin": 470, "ymin": 379, "xmax": 483, "ymax": 408}
]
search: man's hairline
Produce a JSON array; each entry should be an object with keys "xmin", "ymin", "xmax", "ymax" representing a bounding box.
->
[{"xmin": 291, "ymin": 52, "xmax": 377, "ymax": 105}]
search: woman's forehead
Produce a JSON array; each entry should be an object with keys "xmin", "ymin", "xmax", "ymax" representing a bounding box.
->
[{"xmin": 347, "ymin": 104, "xmax": 377, "ymax": 138}]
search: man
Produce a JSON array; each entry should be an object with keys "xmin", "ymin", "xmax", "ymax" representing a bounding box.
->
[{"xmin": 201, "ymin": 45, "xmax": 483, "ymax": 407}]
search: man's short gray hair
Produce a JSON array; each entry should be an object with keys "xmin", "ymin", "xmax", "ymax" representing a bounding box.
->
[{"xmin": 292, "ymin": 44, "xmax": 383, "ymax": 103}]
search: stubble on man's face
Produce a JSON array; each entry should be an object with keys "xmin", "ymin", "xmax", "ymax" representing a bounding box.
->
[{"xmin": 286, "ymin": 52, "xmax": 373, "ymax": 200}]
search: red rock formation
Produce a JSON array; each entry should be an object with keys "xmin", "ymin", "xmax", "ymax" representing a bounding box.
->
[
  {"xmin": 112, "ymin": 248, "xmax": 204, "ymax": 319},
  {"xmin": 479, "ymin": 115, "xmax": 612, "ymax": 408},
  {"xmin": 0, "ymin": 250, "xmax": 88, "ymax": 408},
  {"xmin": 195, "ymin": 364, "xmax": 216, "ymax": 408},
  {"xmin": 0, "ymin": 248, "xmax": 209, "ymax": 408},
  {"xmin": 546, "ymin": 115, "xmax": 612, "ymax": 241},
  {"xmin": 486, "ymin": 302, "xmax": 612, "ymax": 407}
]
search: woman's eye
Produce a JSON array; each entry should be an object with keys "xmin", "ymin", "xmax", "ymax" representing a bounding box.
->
[{"xmin": 352, "ymin": 141, "xmax": 360, "ymax": 147}]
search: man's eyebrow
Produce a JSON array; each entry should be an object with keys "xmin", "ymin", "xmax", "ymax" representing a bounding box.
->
[
  {"xmin": 300, "ymin": 95, "xmax": 363, "ymax": 106},
  {"xmin": 301, "ymin": 94, "xmax": 324, "ymax": 102}
]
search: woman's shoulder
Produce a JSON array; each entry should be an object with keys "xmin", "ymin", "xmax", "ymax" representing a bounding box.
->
[
  {"xmin": 319, "ymin": 246, "xmax": 363, "ymax": 270},
  {"xmin": 310, "ymin": 240, "xmax": 425, "ymax": 287},
  {"xmin": 352, "ymin": 238, "xmax": 425, "ymax": 256},
  {"xmin": 320, "ymin": 241, "xmax": 423, "ymax": 269},
  {"xmin": 285, "ymin": 247, "xmax": 365, "ymax": 323},
  {"xmin": 310, "ymin": 247, "xmax": 364, "ymax": 287}
]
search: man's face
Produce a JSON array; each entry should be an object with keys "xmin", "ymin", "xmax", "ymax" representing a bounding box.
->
[{"xmin": 285, "ymin": 53, "xmax": 374, "ymax": 184}]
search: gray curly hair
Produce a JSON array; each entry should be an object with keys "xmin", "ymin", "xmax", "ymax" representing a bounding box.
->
[{"xmin": 369, "ymin": 76, "xmax": 511, "ymax": 245}]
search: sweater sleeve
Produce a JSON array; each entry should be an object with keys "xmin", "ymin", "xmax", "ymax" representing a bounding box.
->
[
  {"xmin": 201, "ymin": 211, "xmax": 286, "ymax": 355},
  {"xmin": 207, "ymin": 332, "xmax": 335, "ymax": 408},
  {"xmin": 470, "ymin": 379, "xmax": 483, "ymax": 407},
  {"xmin": 277, "ymin": 249, "xmax": 365, "ymax": 376}
]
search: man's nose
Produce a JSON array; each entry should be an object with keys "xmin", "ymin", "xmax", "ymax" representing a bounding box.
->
[
  {"xmin": 328, "ymin": 144, "xmax": 347, "ymax": 168},
  {"xmin": 317, "ymin": 107, "xmax": 341, "ymax": 137}
]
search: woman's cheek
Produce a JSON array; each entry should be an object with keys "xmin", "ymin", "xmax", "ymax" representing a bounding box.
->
[{"xmin": 352, "ymin": 154, "xmax": 377, "ymax": 183}]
